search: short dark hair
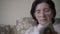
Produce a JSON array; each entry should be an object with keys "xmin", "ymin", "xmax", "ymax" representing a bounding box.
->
[{"xmin": 30, "ymin": 0, "xmax": 56, "ymax": 24}]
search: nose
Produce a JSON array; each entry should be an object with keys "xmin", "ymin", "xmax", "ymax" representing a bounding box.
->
[{"xmin": 39, "ymin": 11, "xmax": 45, "ymax": 17}]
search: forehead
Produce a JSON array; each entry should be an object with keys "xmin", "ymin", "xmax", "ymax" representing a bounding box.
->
[{"xmin": 35, "ymin": 2, "xmax": 50, "ymax": 10}]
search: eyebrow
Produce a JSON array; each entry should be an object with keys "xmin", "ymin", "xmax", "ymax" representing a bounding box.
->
[
  {"xmin": 35, "ymin": 9, "xmax": 41, "ymax": 11},
  {"xmin": 44, "ymin": 7, "xmax": 50, "ymax": 10},
  {"xmin": 35, "ymin": 8, "xmax": 50, "ymax": 11}
]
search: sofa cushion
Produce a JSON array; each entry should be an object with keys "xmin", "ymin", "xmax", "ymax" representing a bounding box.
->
[{"xmin": 0, "ymin": 24, "xmax": 10, "ymax": 34}]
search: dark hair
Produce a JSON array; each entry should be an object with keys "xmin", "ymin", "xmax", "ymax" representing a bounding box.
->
[{"xmin": 30, "ymin": 0, "xmax": 56, "ymax": 24}]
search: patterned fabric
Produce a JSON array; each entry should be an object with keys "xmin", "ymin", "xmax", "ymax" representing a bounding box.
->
[{"xmin": 0, "ymin": 24, "xmax": 10, "ymax": 34}]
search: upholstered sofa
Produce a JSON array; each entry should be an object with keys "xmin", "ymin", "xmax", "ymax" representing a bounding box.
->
[
  {"xmin": 0, "ymin": 24, "xmax": 10, "ymax": 34},
  {"xmin": 0, "ymin": 17, "xmax": 60, "ymax": 34}
]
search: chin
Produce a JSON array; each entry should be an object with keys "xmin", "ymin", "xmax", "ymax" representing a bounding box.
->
[
  {"xmin": 39, "ymin": 21, "xmax": 49, "ymax": 25},
  {"xmin": 40, "ymin": 22, "xmax": 47, "ymax": 24}
]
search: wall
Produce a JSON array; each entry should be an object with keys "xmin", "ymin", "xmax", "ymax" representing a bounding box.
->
[
  {"xmin": 53, "ymin": 0, "xmax": 60, "ymax": 18},
  {"xmin": 0, "ymin": 0, "xmax": 60, "ymax": 26}
]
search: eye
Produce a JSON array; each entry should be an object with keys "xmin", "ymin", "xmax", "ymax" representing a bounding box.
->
[
  {"xmin": 44, "ymin": 8, "xmax": 50, "ymax": 12},
  {"xmin": 35, "ymin": 10, "xmax": 41, "ymax": 14}
]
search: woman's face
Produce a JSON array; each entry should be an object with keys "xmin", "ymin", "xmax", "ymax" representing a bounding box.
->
[{"xmin": 34, "ymin": 2, "xmax": 53, "ymax": 25}]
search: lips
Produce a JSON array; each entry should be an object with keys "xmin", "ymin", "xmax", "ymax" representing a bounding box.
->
[{"xmin": 40, "ymin": 19, "xmax": 47, "ymax": 22}]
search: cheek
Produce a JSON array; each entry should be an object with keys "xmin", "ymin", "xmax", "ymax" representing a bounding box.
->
[
  {"xmin": 46, "ymin": 13, "xmax": 53, "ymax": 20},
  {"xmin": 34, "ymin": 13, "xmax": 40, "ymax": 20}
]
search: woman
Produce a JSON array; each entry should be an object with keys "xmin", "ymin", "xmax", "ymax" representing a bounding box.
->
[{"xmin": 25, "ymin": 0, "xmax": 57, "ymax": 34}]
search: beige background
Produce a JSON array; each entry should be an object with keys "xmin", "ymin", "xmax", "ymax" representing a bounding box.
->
[{"xmin": 0, "ymin": 0, "xmax": 60, "ymax": 26}]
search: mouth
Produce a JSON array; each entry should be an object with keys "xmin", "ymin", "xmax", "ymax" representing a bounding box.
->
[{"xmin": 40, "ymin": 19, "xmax": 47, "ymax": 22}]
